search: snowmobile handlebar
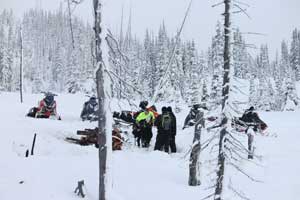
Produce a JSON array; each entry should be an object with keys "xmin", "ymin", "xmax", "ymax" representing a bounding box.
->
[{"xmin": 41, "ymin": 91, "xmax": 57, "ymax": 96}]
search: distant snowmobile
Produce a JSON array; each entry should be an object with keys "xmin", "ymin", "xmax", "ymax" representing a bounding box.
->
[
  {"xmin": 231, "ymin": 106, "xmax": 268, "ymax": 134},
  {"xmin": 80, "ymin": 96, "xmax": 99, "ymax": 121},
  {"xmin": 27, "ymin": 92, "xmax": 61, "ymax": 120}
]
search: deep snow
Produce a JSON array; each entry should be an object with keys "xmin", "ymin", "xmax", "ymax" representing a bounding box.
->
[{"xmin": 0, "ymin": 92, "xmax": 299, "ymax": 200}]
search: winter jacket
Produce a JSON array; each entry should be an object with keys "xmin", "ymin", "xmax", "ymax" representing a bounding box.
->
[
  {"xmin": 147, "ymin": 106, "xmax": 159, "ymax": 118},
  {"xmin": 169, "ymin": 111, "xmax": 177, "ymax": 135},
  {"xmin": 136, "ymin": 111, "xmax": 155, "ymax": 128},
  {"xmin": 155, "ymin": 111, "xmax": 175, "ymax": 134}
]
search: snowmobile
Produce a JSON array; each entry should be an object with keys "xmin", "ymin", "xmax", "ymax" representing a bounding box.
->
[
  {"xmin": 231, "ymin": 107, "xmax": 268, "ymax": 160},
  {"xmin": 80, "ymin": 96, "xmax": 99, "ymax": 122},
  {"xmin": 231, "ymin": 107, "xmax": 267, "ymax": 134},
  {"xmin": 27, "ymin": 92, "xmax": 61, "ymax": 120}
]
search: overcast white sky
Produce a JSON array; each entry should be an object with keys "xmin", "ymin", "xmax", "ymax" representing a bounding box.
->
[{"xmin": 1, "ymin": 0, "xmax": 300, "ymax": 57}]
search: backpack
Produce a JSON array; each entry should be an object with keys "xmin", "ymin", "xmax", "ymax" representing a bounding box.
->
[{"xmin": 161, "ymin": 113, "xmax": 172, "ymax": 131}]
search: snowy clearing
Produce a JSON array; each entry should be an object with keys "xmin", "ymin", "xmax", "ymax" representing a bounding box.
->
[{"xmin": 0, "ymin": 92, "xmax": 299, "ymax": 200}]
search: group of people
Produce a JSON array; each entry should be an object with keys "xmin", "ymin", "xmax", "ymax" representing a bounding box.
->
[
  {"xmin": 27, "ymin": 93, "xmax": 267, "ymax": 157},
  {"xmin": 133, "ymin": 101, "xmax": 177, "ymax": 153}
]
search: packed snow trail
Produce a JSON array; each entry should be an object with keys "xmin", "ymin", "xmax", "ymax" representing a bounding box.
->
[{"xmin": 0, "ymin": 92, "xmax": 299, "ymax": 200}]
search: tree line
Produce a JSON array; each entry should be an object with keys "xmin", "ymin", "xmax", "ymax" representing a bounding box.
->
[{"xmin": 0, "ymin": 7, "xmax": 300, "ymax": 111}]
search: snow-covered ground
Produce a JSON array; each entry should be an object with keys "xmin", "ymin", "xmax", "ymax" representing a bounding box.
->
[{"xmin": 0, "ymin": 92, "xmax": 299, "ymax": 200}]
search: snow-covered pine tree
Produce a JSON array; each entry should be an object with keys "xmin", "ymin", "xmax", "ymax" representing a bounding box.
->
[
  {"xmin": 273, "ymin": 51, "xmax": 284, "ymax": 111},
  {"xmin": 256, "ymin": 45, "xmax": 275, "ymax": 111},
  {"xmin": 143, "ymin": 30, "xmax": 156, "ymax": 97},
  {"xmin": 290, "ymin": 29, "xmax": 300, "ymax": 80},
  {"xmin": 154, "ymin": 23, "xmax": 169, "ymax": 101},
  {"xmin": 186, "ymin": 41, "xmax": 200, "ymax": 105},
  {"xmin": 0, "ymin": 24, "xmax": 5, "ymax": 91},
  {"xmin": 209, "ymin": 22, "xmax": 224, "ymax": 108},
  {"xmin": 233, "ymin": 28, "xmax": 249, "ymax": 79}
]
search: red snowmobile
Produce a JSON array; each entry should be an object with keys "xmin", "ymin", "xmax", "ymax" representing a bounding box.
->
[{"xmin": 27, "ymin": 92, "xmax": 61, "ymax": 120}]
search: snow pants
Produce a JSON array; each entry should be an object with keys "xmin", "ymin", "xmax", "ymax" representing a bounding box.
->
[
  {"xmin": 169, "ymin": 134, "xmax": 177, "ymax": 153},
  {"xmin": 140, "ymin": 127, "xmax": 153, "ymax": 148},
  {"xmin": 154, "ymin": 133, "xmax": 170, "ymax": 153}
]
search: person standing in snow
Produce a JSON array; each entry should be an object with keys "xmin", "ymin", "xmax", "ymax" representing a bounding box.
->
[
  {"xmin": 154, "ymin": 107, "xmax": 172, "ymax": 152},
  {"xmin": 136, "ymin": 105, "xmax": 155, "ymax": 147},
  {"xmin": 166, "ymin": 106, "xmax": 177, "ymax": 153}
]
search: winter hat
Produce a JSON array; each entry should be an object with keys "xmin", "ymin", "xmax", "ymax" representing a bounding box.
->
[
  {"xmin": 248, "ymin": 106, "xmax": 254, "ymax": 111},
  {"xmin": 161, "ymin": 107, "xmax": 167, "ymax": 113},
  {"xmin": 139, "ymin": 101, "xmax": 148, "ymax": 110},
  {"xmin": 166, "ymin": 106, "xmax": 172, "ymax": 112}
]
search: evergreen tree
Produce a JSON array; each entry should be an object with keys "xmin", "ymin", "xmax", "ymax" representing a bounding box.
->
[
  {"xmin": 290, "ymin": 29, "xmax": 300, "ymax": 80},
  {"xmin": 209, "ymin": 22, "xmax": 223, "ymax": 107},
  {"xmin": 233, "ymin": 29, "xmax": 249, "ymax": 79}
]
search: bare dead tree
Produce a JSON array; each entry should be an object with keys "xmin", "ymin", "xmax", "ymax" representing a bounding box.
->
[
  {"xmin": 94, "ymin": 1, "xmax": 107, "ymax": 200},
  {"xmin": 214, "ymin": 0, "xmax": 232, "ymax": 199},
  {"xmin": 19, "ymin": 26, "xmax": 23, "ymax": 103},
  {"xmin": 188, "ymin": 110, "xmax": 205, "ymax": 186},
  {"xmin": 67, "ymin": 0, "xmax": 75, "ymax": 49}
]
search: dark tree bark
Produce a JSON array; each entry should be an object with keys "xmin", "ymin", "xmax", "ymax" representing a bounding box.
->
[
  {"xmin": 214, "ymin": 0, "xmax": 232, "ymax": 199},
  {"xmin": 19, "ymin": 26, "xmax": 23, "ymax": 103},
  {"xmin": 188, "ymin": 110, "xmax": 204, "ymax": 186},
  {"xmin": 94, "ymin": 1, "xmax": 107, "ymax": 200}
]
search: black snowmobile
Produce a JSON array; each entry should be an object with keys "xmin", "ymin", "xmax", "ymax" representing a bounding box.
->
[
  {"xmin": 80, "ymin": 96, "xmax": 99, "ymax": 121},
  {"xmin": 231, "ymin": 107, "xmax": 267, "ymax": 134}
]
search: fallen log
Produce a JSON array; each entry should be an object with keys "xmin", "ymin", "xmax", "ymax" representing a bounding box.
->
[{"xmin": 66, "ymin": 127, "xmax": 122, "ymax": 150}]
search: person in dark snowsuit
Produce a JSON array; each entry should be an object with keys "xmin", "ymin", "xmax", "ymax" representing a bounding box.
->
[
  {"xmin": 154, "ymin": 107, "xmax": 172, "ymax": 152},
  {"xmin": 166, "ymin": 106, "xmax": 177, "ymax": 153},
  {"xmin": 80, "ymin": 96, "xmax": 98, "ymax": 121}
]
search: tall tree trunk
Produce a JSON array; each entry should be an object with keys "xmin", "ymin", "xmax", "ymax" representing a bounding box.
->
[
  {"xmin": 19, "ymin": 26, "xmax": 23, "ymax": 103},
  {"xmin": 94, "ymin": 1, "xmax": 107, "ymax": 200},
  {"xmin": 214, "ymin": 0, "xmax": 231, "ymax": 199},
  {"xmin": 188, "ymin": 110, "xmax": 204, "ymax": 186},
  {"xmin": 68, "ymin": 0, "xmax": 75, "ymax": 49}
]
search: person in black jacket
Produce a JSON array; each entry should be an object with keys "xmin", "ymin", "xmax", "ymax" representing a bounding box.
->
[
  {"xmin": 154, "ymin": 107, "xmax": 172, "ymax": 152},
  {"xmin": 166, "ymin": 106, "xmax": 177, "ymax": 153},
  {"xmin": 80, "ymin": 96, "xmax": 98, "ymax": 121},
  {"xmin": 240, "ymin": 106, "xmax": 266, "ymax": 132}
]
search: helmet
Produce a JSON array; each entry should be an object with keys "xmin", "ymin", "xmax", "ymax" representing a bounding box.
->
[
  {"xmin": 89, "ymin": 96, "xmax": 97, "ymax": 106},
  {"xmin": 139, "ymin": 101, "xmax": 148, "ymax": 110}
]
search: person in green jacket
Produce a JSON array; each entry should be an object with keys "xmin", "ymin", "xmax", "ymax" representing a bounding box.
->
[{"xmin": 136, "ymin": 108, "xmax": 155, "ymax": 147}]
